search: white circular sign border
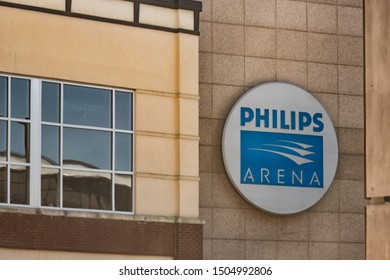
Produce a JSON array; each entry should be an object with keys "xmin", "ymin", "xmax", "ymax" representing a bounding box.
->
[{"xmin": 222, "ymin": 82, "xmax": 339, "ymax": 215}]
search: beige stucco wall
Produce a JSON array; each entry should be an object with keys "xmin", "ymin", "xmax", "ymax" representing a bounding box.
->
[
  {"xmin": 199, "ymin": 0, "xmax": 365, "ymax": 260},
  {"xmin": 0, "ymin": 5, "xmax": 199, "ymax": 218}
]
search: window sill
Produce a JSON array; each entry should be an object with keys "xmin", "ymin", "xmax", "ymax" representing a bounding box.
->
[{"xmin": 0, "ymin": 205, "xmax": 204, "ymax": 225}]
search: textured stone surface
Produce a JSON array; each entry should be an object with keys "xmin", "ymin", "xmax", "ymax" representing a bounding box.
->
[
  {"xmin": 199, "ymin": 145, "xmax": 213, "ymax": 173},
  {"xmin": 336, "ymin": 155, "xmax": 364, "ymax": 180},
  {"xmin": 213, "ymin": 54, "xmax": 245, "ymax": 85},
  {"xmin": 212, "ymin": 85, "xmax": 244, "ymax": 119},
  {"xmin": 338, "ymin": 6, "xmax": 363, "ymax": 36},
  {"xmin": 340, "ymin": 213, "xmax": 365, "ymax": 242},
  {"xmin": 338, "ymin": 65, "xmax": 364, "ymax": 95},
  {"xmin": 310, "ymin": 180, "xmax": 340, "ymax": 213},
  {"xmin": 308, "ymin": 63, "xmax": 338, "ymax": 93},
  {"xmin": 338, "ymin": 128, "xmax": 364, "ymax": 154},
  {"xmin": 199, "ymin": 52, "xmax": 212, "ymax": 83},
  {"xmin": 200, "ymin": 207, "xmax": 213, "ymax": 238},
  {"xmin": 339, "ymin": 95, "xmax": 364, "ymax": 128},
  {"xmin": 312, "ymin": 92, "xmax": 338, "ymax": 127},
  {"xmin": 338, "ymin": 36, "xmax": 364, "ymax": 66},
  {"xmin": 213, "ymin": 240, "xmax": 245, "ymax": 259},
  {"xmin": 199, "ymin": 118, "xmax": 212, "ymax": 145},
  {"xmin": 277, "ymin": 30, "xmax": 307, "ymax": 60},
  {"xmin": 278, "ymin": 213, "xmax": 309, "ymax": 241},
  {"xmin": 200, "ymin": 0, "xmax": 212, "ymax": 22},
  {"xmin": 245, "ymin": 0, "xmax": 276, "ymax": 27},
  {"xmin": 308, "ymin": 33, "xmax": 338, "ymax": 64},
  {"xmin": 309, "ymin": 242, "xmax": 340, "ymax": 259},
  {"xmin": 213, "ymin": 173, "xmax": 245, "ymax": 208},
  {"xmin": 308, "ymin": 3, "xmax": 337, "ymax": 34},
  {"xmin": 276, "ymin": 60, "xmax": 307, "ymax": 89},
  {"xmin": 245, "ymin": 57, "xmax": 276, "ymax": 87},
  {"xmin": 338, "ymin": 0, "xmax": 363, "ymax": 7},
  {"xmin": 199, "ymin": 21, "xmax": 212, "ymax": 53},
  {"xmin": 199, "ymin": 173, "xmax": 213, "ymax": 207},
  {"xmin": 245, "ymin": 210, "xmax": 278, "ymax": 240},
  {"xmin": 199, "ymin": 83, "xmax": 212, "ymax": 118},
  {"xmin": 245, "ymin": 27, "xmax": 276, "ymax": 58},
  {"xmin": 213, "ymin": 23, "xmax": 244, "ymax": 55},
  {"xmin": 212, "ymin": 0, "xmax": 244, "ymax": 24},
  {"xmin": 340, "ymin": 243, "xmax": 365, "ymax": 260},
  {"xmin": 309, "ymin": 212, "xmax": 339, "ymax": 242},
  {"xmin": 278, "ymin": 242, "xmax": 309, "ymax": 260},
  {"xmin": 213, "ymin": 208, "xmax": 246, "ymax": 239},
  {"xmin": 276, "ymin": 0, "xmax": 307, "ymax": 31},
  {"xmin": 339, "ymin": 180, "xmax": 365, "ymax": 213},
  {"xmin": 246, "ymin": 241, "xmax": 278, "ymax": 259}
]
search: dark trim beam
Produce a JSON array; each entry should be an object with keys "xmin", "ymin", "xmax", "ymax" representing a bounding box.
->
[{"xmin": 0, "ymin": 0, "xmax": 202, "ymax": 35}]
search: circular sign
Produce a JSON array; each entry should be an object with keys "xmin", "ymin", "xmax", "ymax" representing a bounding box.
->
[{"xmin": 222, "ymin": 82, "xmax": 338, "ymax": 215}]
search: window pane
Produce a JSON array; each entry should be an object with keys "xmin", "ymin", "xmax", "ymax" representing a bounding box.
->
[
  {"xmin": 0, "ymin": 121, "xmax": 6, "ymax": 162},
  {"xmin": 0, "ymin": 165, "xmax": 6, "ymax": 203},
  {"xmin": 0, "ymin": 76, "xmax": 7, "ymax": 117},
  {"xmin": 64, "ymin": 85, "xmax": 111, "ymax": 128},
  {"xmin": 115, "ymin": 174, "xmax": 132, "ymax": 212},
  {"xmin": 42, "ymin": 82, "xmax": 60, "ymax": 123},
  {"xmin": 11, "ymin": 78, "xmax": 30, "ymax": 120},
  {"xmin": 63, "ymin": 170, "xmax": 112, "ymax": 210},
  {"xmin": 11, "ymin": 121, "xmax": 29, "ymax": 163},
  {"xmin": 41, "ymin": 168, "xmax": 60, "ymax": 207},
  {"xmin": 10, "ymin": 165, "xmax": 29, "ymax": 205},
  {"xmin": 63, "ymin": 128, "xmax": 111, "ymax": 170},
  {"xmin": 41, "ymin": 125, "xmax": 59, "ymax": 165},
  {"xmin": 115, "ymin": 91, "xmax": 132, "ymax": 130},
  {"xmin": 115, "ymin": 133, "xmax": 132, "ymax": 172}
]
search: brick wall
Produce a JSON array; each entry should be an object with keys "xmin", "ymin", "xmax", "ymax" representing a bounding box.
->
[
  {"xmin": 199, "ymin": 0, "xmax": 365, "ymax": 259},
  {"xmin": 0, "ymin": 212, "xmax": 203, "ymax": 260}
]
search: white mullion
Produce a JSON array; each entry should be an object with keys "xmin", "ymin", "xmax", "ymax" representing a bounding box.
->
[
  {"xmin": 61, "ymin": 123, "xmax": 114, "ymax": 132},
  {"xmin": 6, "ymin": 77, "xmax": 10, "ymax": 204},
  {"xmin": 112, "ymin": 90, "xmax": 116, "ymax": 211},
  {"xmin": 29, "ymin": 78, "xmax": 41, "ymax": 207},
  {"xmin": 60, "ymin": 83, "xmax": 64, "ymax": 208}
]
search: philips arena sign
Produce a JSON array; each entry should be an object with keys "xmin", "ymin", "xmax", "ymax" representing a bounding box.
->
[{"xmin": 222, "ymin": 82, "xmax": 338, "ymax": 215}]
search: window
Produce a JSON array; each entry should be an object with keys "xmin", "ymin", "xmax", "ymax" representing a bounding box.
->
[{"xmin": 0, "ymin": 74, "xmax": 133, "ymax": 213}]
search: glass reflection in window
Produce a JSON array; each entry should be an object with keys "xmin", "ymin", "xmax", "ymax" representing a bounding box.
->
[
  {"xmin": 115, "ymin": 91, "xmax": 132, "ymax": 130},
  {"xmin": 11, "ymin": 78, "xmax": 30, "ymax": 120},
  {"xmin": 0, "ymin": 165, "xmax": 6, "ymax": 203},
  {"xmin": 41, "ymin": 168, "xmax": 60, "ymax": 207},
  {"xmin": 115, "ymin": 174, "xmax": 132, "ymax": 212},
  {"xmin": 115, "ymin": 133, "xmax": 132, "ymax": 172},
  {"xmin": 64, "ymin": 85, "xmax": 111, "ymax": 128},
  {"xmin": 0, "ymin": 76, "xmax": 7, "ymax": 117},
  {"xmin": 11, "ymin": 121, "xmax": 29, "ymax": 163},
  {"xmin": 0, "ymin": 121, "xmax": 6, "ymax": 162},
  {"xmin": 63, "ymin": 128, "xmax": 111, "ymax": 170},
  {"xmin": 41, "ymin": 125, "xmax": 59, "ymax": 165},
  {"xmin": 42, "ymin": 82, "xmax": 60, "ymax": 123},
  {"xmin": 63, "ymin": 170, "xmax": 112, "ymax": 210},
  {"xmin": 10, "ymin": 165, "xmax": 29, "ymax": 205}
]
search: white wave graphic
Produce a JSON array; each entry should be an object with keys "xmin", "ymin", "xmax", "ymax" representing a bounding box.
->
[
  {"xmin": 247, "ymin": 140, "xmax": 316, "ymax": 165},
  {"xmin": 276, "ymin": 140, "xmax": 313, "ymax": 149},
  {"xmin": 263, "ymin": 144, "xmax": 314, "ymax": 156}
]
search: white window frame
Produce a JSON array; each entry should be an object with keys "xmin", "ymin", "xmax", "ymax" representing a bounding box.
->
[{"xmin": 0, "ymin": 74, "xmax": 134, "ymax": 214}]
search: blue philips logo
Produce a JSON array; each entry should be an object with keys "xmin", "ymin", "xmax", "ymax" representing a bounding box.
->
[{"xmin": 241, "ymin": 131, "xmax": 323, "ymax": 188}]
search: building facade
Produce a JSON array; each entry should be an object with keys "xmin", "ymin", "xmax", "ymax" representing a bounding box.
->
[
  {"xmin": 1, "ymin": 0, "xmax": 390, "ymax": 260},
  {"xmin": 0, "ymin": 0, "xmax": 203, "ymax": 259},
  {"xmin": 199, "ymin": 0, "xmax": 366, "ymax": 259}
]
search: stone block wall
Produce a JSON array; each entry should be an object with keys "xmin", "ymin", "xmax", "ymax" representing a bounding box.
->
[{"xmin": 199, "ymin": 0, "xmax": 365, "ymax": 260}]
